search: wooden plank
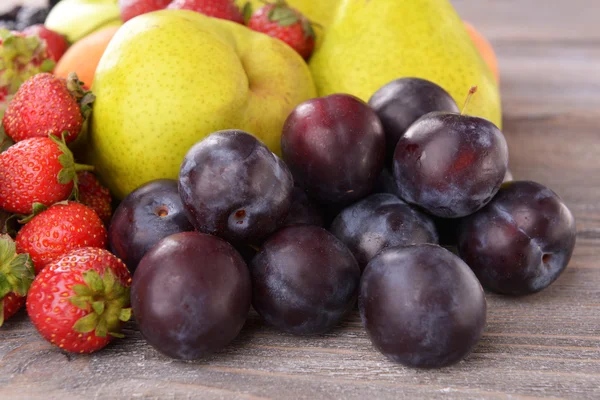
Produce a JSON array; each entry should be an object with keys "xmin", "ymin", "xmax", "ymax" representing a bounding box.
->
[{"xmin": 1, "ymin": 0, "xmax": 599, "ymax": 399}]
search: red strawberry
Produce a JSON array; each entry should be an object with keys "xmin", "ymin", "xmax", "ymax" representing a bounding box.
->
[
  {"xmin": 2, "ymin": 72, "xmax": 95, "ymax": 144},
  {"xmin": 0, "ymin": 234, "xmax": 35, "ymax": 327},
  {"xmin": 247, "ymin": 1, "xmax": 316, "ymax": 60},
  {"xmin": 27, "ymin": 247, "xmax": 131, "ymax": 353},
  {"xmin": 16, "ymin": 201, "xmax": 108, "ymax": 274},
  {"xmin": 167, "ymin": 0, "xmax": 244, "ymax": 24},
  {"xmin": 0, "ymin": 135, "xmax": 92, "ymax": 215},
  {"xmin": 23, "ymin": 25, "xmax": 69, "ymax": 63},
  {"xmin": 118, "ymin": 0, "xmax": 172, "ymax": 23},
  {"xmin": 77, "ymin": 172, "xmax": 112, "ymax": 225}
]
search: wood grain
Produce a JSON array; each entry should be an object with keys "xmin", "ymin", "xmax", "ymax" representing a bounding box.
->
[{"xmin": 1, "ymin": 1, "xmax": 599, "ymax": 399}]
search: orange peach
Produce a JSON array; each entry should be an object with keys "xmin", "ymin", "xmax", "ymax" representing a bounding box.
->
[
  {"xmin": 54, "ymin": 26, "xmax": 120, "ymax": 87},
  {"xmin": 464, "ymin": 21, "xmax": 499, "ymax": 84}
]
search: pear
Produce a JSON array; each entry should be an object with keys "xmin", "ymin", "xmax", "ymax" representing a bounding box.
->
[
  {"xmin": 309, "ymin": 0, "xmax": 501, "ymax": 127},
  {"xmin": 45, "ymin": 0, "xmax": 122, "ymax": 43},
  {"xmin": 88, "ymin": 10, "xmax": 316, "ymax": 199}
]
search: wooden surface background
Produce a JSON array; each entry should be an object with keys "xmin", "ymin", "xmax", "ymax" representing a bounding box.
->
[{"xmin": 1, "ymin": 0, "xmax": 599, "ymax": 399}]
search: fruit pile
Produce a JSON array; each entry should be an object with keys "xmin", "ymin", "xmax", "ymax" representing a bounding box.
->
[{"xmin": 0, "ymin": 0, "xmax": 576, "ymax": 369}]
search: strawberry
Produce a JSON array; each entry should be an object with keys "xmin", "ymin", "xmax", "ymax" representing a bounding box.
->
[
  {"xmin": 16, "ymin": 201, "xmax": 108, "ymax": 274},
  {"xmin": 167, "ymin": 0, "xmax": 244, "ymax": 24},
  {"xmin": 0, "ymin": 135, "xmax": 93, "ymax": 215},
  {"xmin": 77, "ymin": 172, "xmax": 112, "ymax": 225},
  {"xmin": 0, "ymin": 234, "xmax": 35, "ymax": 327},
  {"xmin": 119, "ymin": 0, "xmax": 172, "ymax": 23},
  {"xmin": 247, "ymin": 1, "xmax": 316, "ymax": 60},
  {"xmin": 27, "ymin": 247, "xmax": 131, "ymax": 353},
  {"xmin": 23, "ymin": 25, "xmax": 69, "ymax": 63},
  {"xmin": 2, "ymin": 72, "xmax": 94, "ymax": 144}
]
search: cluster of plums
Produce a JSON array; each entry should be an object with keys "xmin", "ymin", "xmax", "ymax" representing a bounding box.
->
[{"xmin": 109, "ymin": 78, "xmax": 576, "ymax": 369}]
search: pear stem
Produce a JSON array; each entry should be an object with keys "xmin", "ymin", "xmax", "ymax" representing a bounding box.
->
[{"xmin": 461, "ymin": 86, "xmax": 478, "ymax": 116}]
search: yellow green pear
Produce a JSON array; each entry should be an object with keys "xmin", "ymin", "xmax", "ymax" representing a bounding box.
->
[
  {"xmin": 309, "ymin": 0, "xmax": 502, "ymax": 127},
  {"xmin": 88, "ymin": 10, "xmax": 316, "ymax": 199}
]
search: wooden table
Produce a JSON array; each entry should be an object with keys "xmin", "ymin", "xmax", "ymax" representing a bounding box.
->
[{"xmin": 1, "ymin": 1, "xmax": 599, "ymax": 399}]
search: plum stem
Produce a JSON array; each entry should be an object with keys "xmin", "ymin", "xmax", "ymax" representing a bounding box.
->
[{"xmin": 461, "ymin": 86, "xmax": 478, "ymax": 115}]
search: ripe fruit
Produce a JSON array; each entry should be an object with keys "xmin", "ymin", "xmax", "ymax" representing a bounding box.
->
[
  {"xmin": 458, "ymin": 181, "xmax": 576, "ymax": 295},
  {"xmin": 16, "ymin": 201, "xmax": 108, "ymax": 274},
  {"xmin": 0, "ymin": 136, "xmax": 92, "ymax": 215},
  {"xmin": 0, "ymin": 235, "xmax": 35, "ymax": 326},
  {"xmin": 393, "ymin": 88, "xmax": 508, "ymax": 218},
  {"xmin": 0, "ymin": 29, "xmax": 54, "ymax": 120},
  {"xmin": 330, "ymin": 194, "xmax": 438, "ymax": 271},
  {"xmin": 27, "ymin": 247, "xmax": 132, "ymax": 354},
  {"xmin": 282, "ymin": 187, "xmax": 325, "ymax": 227},
  {"xmin": 23, "ymin": 25, "xmax": 69, "ymax": 62},
  {"xmin": 77, "ymin": 171, "xmax": 112, "ymax": 225},
  {"xmin": 360, "ymin": 244, "xmax": 487, "ymax": 368},
  {"xmin": 179, "ymin": 130, "xmax": 293, "ymax": 245},
  {"xmin": 54, "ymin": 26, "xmax": 120, "ymax": 87},
  {"xmin": 2, "ymin": 72, "xmax": 94, "ymax": 144},
  {"xmin": 251, "ymin": 225, "xmax": 360, "ymax": 335},
  {"xmin": 109, "ymin": 179, "xmax": 194, "ymax": 273},
  {"xmin": 368, "ymin": 78, "xmax": 460, "ymax": 165},
  {"xmin": 119, "ymin": 0, "xmax": 172, "ymax": 22},
  {"xmin": 281, "ymin": 94, "xmax": 385, "ymax": 206},
  {"xmin": 88, "ymin": 10, "xmax": 315, "ymax": 199},
  {"xmin": 247, "ymin": 1, "xmax": 316, "ymax": 59},
  {"xmin": 131, "ymin": 232, "xmax": 251, "ymax": 360},
  {"xmin": 168, "ymin": 0, "xmax": 244, "ymax": 23},
  {"xmin": 308, "ymin": 0, "xmax": 501, "ymax": 128}
]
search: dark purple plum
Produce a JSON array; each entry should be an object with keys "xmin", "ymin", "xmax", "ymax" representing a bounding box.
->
[
  {"xmin": 282, "ymin": 187, "xmax": 325, "ymax": 227},
  {"xmin": 368, "ymin": 78, "xmax": 459, "ymax": 165},
  {"xmin": 251, "ymin": 225, "xmax": 360, "ymax": 335},
  {"xmin": 281, "ymin": 94, "xmax": 385, "ymax": 206},
  {"xmin": 393, "ymin": 108, "xmax": 508, "ymax": 218},
  {"xmin": 131, "ymin": 232, "xmax": 251, "ymax": 360},
  {"xmin": 360, "ymin": 244, "xmax": 486, "ymax": 368},
  {"xmin": 330, "ymin": 193, "xmax": 438, "ymax": 271},
  {"xmin": 458, "ymin": 181, "xmax": 576, "ymax": 295},
  {"xmin": 179, "ymin": 130, "xmax": 293, "ymax": 245},
  {"xmin": 108, "ymin": 179, "xmax": 194, "ymax": 273}
]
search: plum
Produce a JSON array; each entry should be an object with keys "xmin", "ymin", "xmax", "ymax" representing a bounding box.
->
[
  {"xmin": 360, "ymin": 244, "xmax": 487, "ymax": 368},
  {"xmin": 330, "ymin": 193, "xmax": 438, "ymax": 270},
  {"xmin": 458, "ymin": 180, "xmax": 576, "ymax": 295}
]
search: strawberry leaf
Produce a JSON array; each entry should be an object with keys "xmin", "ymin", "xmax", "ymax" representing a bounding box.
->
[
  {"xmin": 72, "ymin": 284, "xmax": 93, "ymax": 297},
  {"xmin": 0, "ymin": 235, "xmax": 34, "ymax": 300},
  {"xmin": 0, "ymin": 274, "xmax": 11, "ymax": 299},
  {"xmin": 95, "ymin": 317, "xmax": 108, "ymax": 338},
  {"xmin": 73, "ymin": 312, "xmax": 99, "ymax": 334},
  {"xmin": 242, "ymin": 2, "xmax": 253, "ymax": 24},
  {"xmin": 83, "ymin": 270, "xmax": 104, "ymax": 292},
  {"xmin": 69, "ymin": 296, "xmax": 91, "ymax": 310},
  {"xmin": 92, "ymin": 301, "xmax": 105, "ymax": 316},
  {"xmin": 269, "ymin": 5, "xmax": 299, "ymax": 26},
  {"xmin": 119, "ymin": 308, "xmax": 132, "ymax": 322}
]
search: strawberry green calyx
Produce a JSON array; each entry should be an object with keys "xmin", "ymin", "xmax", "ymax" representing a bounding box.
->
[
  {"xmin": 50, "ymin": 132, "xmax": 94, "ymax": 200},
  {"xmin": 0, "ymin": 234, "xmax": 34, "ymax": 326},
  {"xmin": 265, "ymin": 1, "xmax": 315, "ymax": 38},
  {"xmin": 69, "ymin": 268, "xmax": 131, "ymax": 338},
  {"xmin": 66, "ymin": 72, "xmax": 96, "ymax": 120},
  {"xmin": 0, "ymin": 29, "xmax": 55, "ymax": 121},
  {"xmin": 242, "ymin": 3, "xmax": 254, "ymax": 24}
]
